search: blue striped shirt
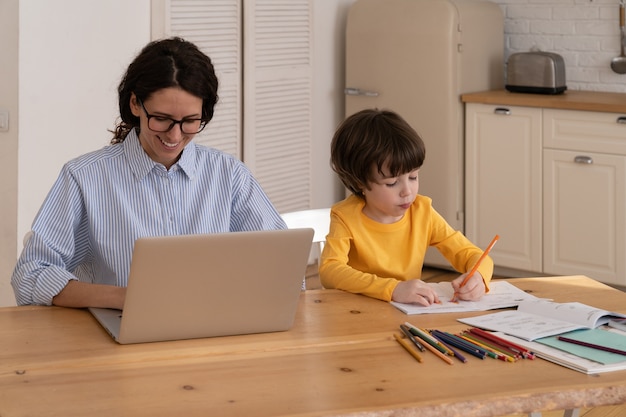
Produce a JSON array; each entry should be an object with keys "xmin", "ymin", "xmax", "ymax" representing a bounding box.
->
[{"xmin": 12, "ymin": 129, "xmax": 286, "ymax": 305}]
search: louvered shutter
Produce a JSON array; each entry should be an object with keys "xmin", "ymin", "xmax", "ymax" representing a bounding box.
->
[
  {"xmin": 154, "ymin": 0, "xmax": 313, "ymax": 212},
  {"xmin": 162, "ymin": 0, "xmax": 242, "ymax": 158},
  {"xmin": 243, "ymin": 0, "xmax": 313, "ymax": 212}
]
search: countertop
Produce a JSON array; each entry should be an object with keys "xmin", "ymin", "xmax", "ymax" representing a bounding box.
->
[{"xmin": 461, "ymin": 89, "xmax": 626, "ymax": 114}]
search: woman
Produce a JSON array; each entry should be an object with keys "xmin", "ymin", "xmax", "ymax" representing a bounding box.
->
[{"xmin": 12, "ymin": 37, "xmax": 285, "ymax": 309}]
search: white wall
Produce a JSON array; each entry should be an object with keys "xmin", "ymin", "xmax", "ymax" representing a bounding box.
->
[
  {"xmin": 3, "ymin": 1, "xmax": 151, "ymax": 307},
  {"xmin": 18, "ymin": 1, "xmax": 152, "ymax": 242},
  {"xmin": 0, "ymin": 0, "xmax": 19, "ymax": 307}
]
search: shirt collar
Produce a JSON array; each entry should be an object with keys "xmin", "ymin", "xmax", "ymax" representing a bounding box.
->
[{"xmin": 124, "ymin": 129, "xmax": 198, "ymax": 180}]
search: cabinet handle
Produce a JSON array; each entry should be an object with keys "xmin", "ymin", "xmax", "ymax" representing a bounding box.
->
[
  {"xmin": 574, "ymin": 156, "xmax": 593, "ymax": 164},
  {"xmin": 494, "ymin": 107, "xmax": 511, "ymax": 115},
  {"xmin": 344, "ymin": 87, "xmax": 379, "ymax": 97},
  {"xmin": 617, "ymin": 116, "xmax": 626, "ymax": 124}
]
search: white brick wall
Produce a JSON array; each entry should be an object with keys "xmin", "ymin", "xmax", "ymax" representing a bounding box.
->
[{"xmin": 493, "ymin": 0, "xmax": 626, "ymax": 92}]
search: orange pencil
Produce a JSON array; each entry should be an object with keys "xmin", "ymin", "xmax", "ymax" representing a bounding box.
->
[{"xmin": 451, "ymin": 234, "xmax": 499, "ymax": 302}]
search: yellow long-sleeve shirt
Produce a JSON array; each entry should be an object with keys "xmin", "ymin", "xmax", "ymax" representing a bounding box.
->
[{"xmin": 319, "ymin": 194, "xmax": 493, "ymax": 302}]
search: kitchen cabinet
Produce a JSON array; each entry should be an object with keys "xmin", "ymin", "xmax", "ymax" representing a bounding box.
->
[
  {"xmin": 543, "ymin": 109, "xmax": 626, "ymax": 285},
  {"xmin": 463, "ymin": 90, "xmax": 626, "ymax": 287},
  {"xmin": 465, "ymin": 104, "xmax": 542, "ymax": 273}
]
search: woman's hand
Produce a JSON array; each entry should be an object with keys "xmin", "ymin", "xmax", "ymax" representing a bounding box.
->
[
  {"xmin": 451, "ymin": 272, "xmax": 486, "ymax": 301},
  {"xmin": 52, "ymin": 280, "xmax": 126, "ymax": 310},
  {"xmin": 392, "ymin": 279, "xmax": 440, "ymax": 306}
]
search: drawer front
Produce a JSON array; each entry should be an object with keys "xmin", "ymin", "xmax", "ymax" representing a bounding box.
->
[{"xmin": 543, "ymin": 108, "xmax": 626, "ymax": 155}]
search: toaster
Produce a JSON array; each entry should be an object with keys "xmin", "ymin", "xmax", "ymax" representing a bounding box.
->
[{"xmin": 505, "ymin": 52, "xmax": 567, "ymax": 95}]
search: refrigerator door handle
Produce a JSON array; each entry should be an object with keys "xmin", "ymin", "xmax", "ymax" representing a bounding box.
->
[{"xmin": 344, "ymin": 87, "xmax": 379, "ymax": 97}]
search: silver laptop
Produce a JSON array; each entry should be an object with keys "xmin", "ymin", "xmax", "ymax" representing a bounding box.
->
[{"xmin": 89, "ymin": 228, "xmax": 314, "ymax": 344}]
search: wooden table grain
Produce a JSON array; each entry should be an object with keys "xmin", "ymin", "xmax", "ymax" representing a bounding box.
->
[{"xmin": 1, "ymin": 275, "xmax": 625, "ymax": 417}]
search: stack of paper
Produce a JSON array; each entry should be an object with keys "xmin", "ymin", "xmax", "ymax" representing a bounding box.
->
[
  {"xmin": 457, "ymin": 299, "xmax": 626, "ymax": 340},
  {"xmin": 457, "ymin": 299, "xmax": 626, "ymax": 374},
  {"xmin": 495, "ymin": 329, "xmax": 626, "ymax": 374}
]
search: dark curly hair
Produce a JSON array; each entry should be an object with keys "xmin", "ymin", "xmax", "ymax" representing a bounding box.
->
[{"xmin": 111, "ymin": 37, "xmax": 219, "ymax": 143}]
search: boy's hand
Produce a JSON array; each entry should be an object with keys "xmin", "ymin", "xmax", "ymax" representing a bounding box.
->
[
  {"xmin": 392, "ymin": 279, "xmax": 440, "ymax": 306},
  {"xmin": 451, "ymin": 272, "xmax": 486, "ymax": 301}
]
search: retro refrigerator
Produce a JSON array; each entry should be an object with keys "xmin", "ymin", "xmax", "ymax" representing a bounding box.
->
[{"xmin": 344, "ymin": 0, "xmax": 504, "ymax": 268}]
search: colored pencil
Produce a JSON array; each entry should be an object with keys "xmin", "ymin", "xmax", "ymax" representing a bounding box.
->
[
  {"xmin": 404, "ymin": 322, "xmax": 450, "ymax": 355},
  {"xmin": 451, "ymin": 234, "xmax": 499, "ymax": 302},
  {"xmin": 558, "ymin": 336, "xmax": 626, "ymax": 357},
  {"xmin": 393, "ymin": 333, "xmax": 423, "ymax": 363},
  {"xmin": 461, "ymin": 332, "xmax": 518, "ymax": 361},
  {"xmin": 458, "ymin": 333, "xmax": 516, "ymax": 361},
  {"xmin": 468, "ymin": 327, "xmax": 535, "ymax": 359},
  {"xmin": 406, "ymin": 329, "xmax": 454, "ymax": 365},
  {"xmin": 429, "ymin": 331, "xmax": 468, "ymax": 363},
  {"xmin": 399, "ymin": 324, "xmax": 425, "ymax": 352},
  {"xmin": 432, "ymin": 331, "xmax": 487, "ymax": 360},
  {"xmin": 462, "ymin": 330, "xmax": 520, "ymax": 357}
]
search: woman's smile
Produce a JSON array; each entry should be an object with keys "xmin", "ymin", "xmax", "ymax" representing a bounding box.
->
[{"xmin": 131, "ymin": 87, "xmax": 203, "ymax": 169}]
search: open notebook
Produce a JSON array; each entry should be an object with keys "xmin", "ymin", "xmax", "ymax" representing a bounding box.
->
[{"xmin": 89, "ymin": 228, "xmax": 314, "ymax": 344}]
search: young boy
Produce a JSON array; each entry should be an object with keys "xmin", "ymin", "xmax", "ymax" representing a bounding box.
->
[{"xmin": 319, "ymin": 109, "xmax": 493, "ymax": 306}]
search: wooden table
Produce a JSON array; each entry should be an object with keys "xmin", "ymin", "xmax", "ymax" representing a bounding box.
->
[{"xmin": 1, "ymin": 276, "xmax": 626, "ymax": 417}]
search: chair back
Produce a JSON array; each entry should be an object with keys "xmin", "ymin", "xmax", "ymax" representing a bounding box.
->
[
  {"xmin": 281, "ymin": 208, "xmax": 331, "ymax": 290},
  {"xmin": 281, "ymin": 208, "xmax": 330, "ymax": 244}
]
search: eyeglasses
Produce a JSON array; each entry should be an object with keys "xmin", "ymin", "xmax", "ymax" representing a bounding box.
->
[{"xmin": 139, "ymin": 100, "xmax": 207, "ymax": 134}]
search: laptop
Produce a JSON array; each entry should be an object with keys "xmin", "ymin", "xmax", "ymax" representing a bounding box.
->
[{"xmin": 89, "ymin": 228, "xmax": 314, "ymax": 344}]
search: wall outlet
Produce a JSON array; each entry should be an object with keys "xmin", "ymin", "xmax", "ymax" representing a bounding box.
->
[{"xmin": 0, "ymin": 109, "xmax": 8, "ymax": 132}]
